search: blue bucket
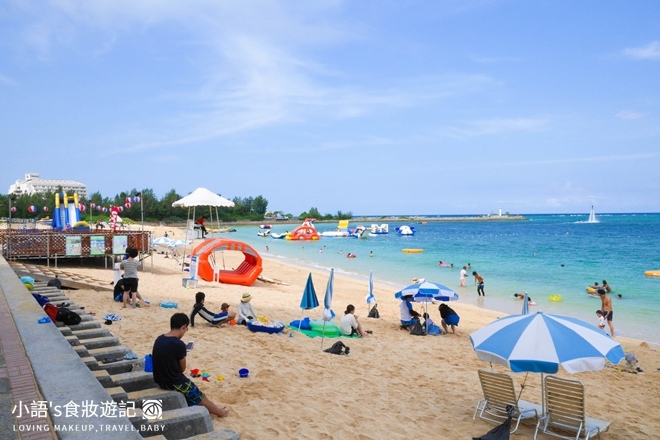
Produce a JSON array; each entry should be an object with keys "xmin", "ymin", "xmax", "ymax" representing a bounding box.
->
[{"xmin": 144, "ymin": 354, "xmax": 153, "ymax": 373}]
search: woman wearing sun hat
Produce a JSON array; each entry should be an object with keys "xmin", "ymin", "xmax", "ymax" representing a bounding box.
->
[{"xmin": 237, "ymin": 293, "xmax": 258, "ymax": 325}]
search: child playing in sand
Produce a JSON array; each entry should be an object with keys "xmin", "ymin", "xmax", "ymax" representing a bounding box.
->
[
  {"xmin": 190, "ymin": 292, "xmax": 236, "ymax": 327},
  {"xmin": 596, "ymin": 310, "xmax": 606, "ymax": 330}
]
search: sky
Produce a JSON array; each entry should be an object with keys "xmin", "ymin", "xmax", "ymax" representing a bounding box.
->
[{"xmin": 1, "ymin": 0, "xmax": 659, "ymax": 216}]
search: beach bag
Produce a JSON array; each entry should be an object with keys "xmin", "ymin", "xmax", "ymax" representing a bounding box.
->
[
  {"xmin": 44, "ymin": 303, "xmax": 59, "ymax": 322},
  {"xmin": 367, "ymin": 305, "xmax": 380, "ymax": 319},
  {"xmin": 56, "ymin": 307, "xmax": 82, "ymax": 326},
  {"xmin": 324, "ymin": 341, "xmax": 350, "ymax": 356},
  {"xmin": 47, "ymin": 277, "xmax": 62, "ymax": 289},
  {"xmin": 410, "ymin": 321, "xmax": 425, "ymax": 336},
  {"xmin": 32, "ymin": 293, "xmax": 51, "ymax": 307},
  {"xmin": 428, "ymin": 324, "xmax": 442, "ymax": 335}
]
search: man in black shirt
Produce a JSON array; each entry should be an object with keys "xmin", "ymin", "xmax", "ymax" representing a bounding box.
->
[{"xmin": 152, "ymin": 313, "xmax": 229, "ymax": 417}]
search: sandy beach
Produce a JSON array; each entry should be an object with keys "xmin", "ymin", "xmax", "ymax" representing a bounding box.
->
[{"xmin": 52, "ymin": 225, "xmax": 660, "ymax": 439}]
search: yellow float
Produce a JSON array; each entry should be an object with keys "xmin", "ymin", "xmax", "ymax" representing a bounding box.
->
[
  {"xmin": 586, "ymin": 286, "xmax": 596, "ymax": 293},
  {"xmin": 548, "ymin": 295, "xmax": 563, "ymax": 302},
  {"xmin": 402, "ymin": 249, "xmax": 424, "ymax": 253},
  {"xmin": 645, "ymin": 270, "xmax": 660, "ymax": 277}
]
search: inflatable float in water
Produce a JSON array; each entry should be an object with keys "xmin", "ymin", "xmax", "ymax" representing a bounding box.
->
[
  {"xmin": 548, "ymin": 295, "xmax": 563, "ymax": 302},
  {"xmin": 402, "ymin": 249, "xmax": 424, "ymax": 253},
  {"xmin": 645, "ymin": 270, "xmax": 660, "ymax": 277}
]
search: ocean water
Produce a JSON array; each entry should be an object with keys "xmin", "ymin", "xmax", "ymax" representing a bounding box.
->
[{"xmin": 211, "ymin": 213, "xmax": 660, "ymax": 344}]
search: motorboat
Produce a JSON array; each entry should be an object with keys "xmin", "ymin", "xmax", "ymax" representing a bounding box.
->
[{"xmin": 395, "ymin": 225, "xmax": 416, "ymax": 235}]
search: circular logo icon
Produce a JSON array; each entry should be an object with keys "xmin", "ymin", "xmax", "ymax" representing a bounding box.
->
[{"xmin": 142, "ymin": 399, "xmax": 163, "ymax": 420}]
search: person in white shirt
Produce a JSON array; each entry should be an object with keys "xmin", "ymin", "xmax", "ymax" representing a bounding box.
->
[
  {"xmin": 338, "ymin": 304, "xmax": 367, "ymax": 337},
  {"xmin": 459, "ymin": 266, "xmax": 468, "ymax": 287},
  {"xmin": 237, "ymin": 293, "xmax": 257, "ymax": 325}
]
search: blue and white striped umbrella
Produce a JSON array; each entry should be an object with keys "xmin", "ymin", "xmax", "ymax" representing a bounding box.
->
[
  {"xmin": 469, "ymin": 312, "xmax": 624, "ymax": 374},
  {"xmin": 152, "ymin": 236, "xmax": 173, "ymax": 248},
  {"xmin": 394, "ymin": 281, "xmax": 459, "ymax": 303},
  {"xmin": 365, "ymin": 270, "xmax": 376, "ymax": 305}
]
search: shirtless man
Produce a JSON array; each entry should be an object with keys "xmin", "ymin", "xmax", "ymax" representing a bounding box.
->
[{"xmin": 598, "ymin": 288, "xmax": 614, "ymax": 337}]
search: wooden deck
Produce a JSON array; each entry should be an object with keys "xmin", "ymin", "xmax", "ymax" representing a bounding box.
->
[{"xmin": 0, "ymin": 229, "xmax": 150, "ymax": 260}]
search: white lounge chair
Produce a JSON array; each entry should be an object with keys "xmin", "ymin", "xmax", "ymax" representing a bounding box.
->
[
  {"xmin": 474, "ymin": 369, "xmax": 542, "ymax": 433},
  {"xmin": 534, "ymin": 375, "xmax": 610, "ymax": 439}
]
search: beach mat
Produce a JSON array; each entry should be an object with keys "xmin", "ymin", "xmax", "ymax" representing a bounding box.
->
[{"xmin": 289, "ymin": 327, "xmax": 361, "ymax": 339}]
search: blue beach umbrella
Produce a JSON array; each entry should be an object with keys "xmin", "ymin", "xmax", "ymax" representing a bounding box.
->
[
  {"xmin": 320, "ymin": 268, "xmax": 335, "ymax": 349},
  {"xmin": 300, "ymin": 273, "xmax": 319, "ymax": 310},
  {"xmin": 322, "ymin": 268, "xmax": 335, "ymax": 322},
  {"xmin": 469, "ymin": 311, "xmax": 624, "ymax": 375},
  {"xmin": 365, "ymin": 270, "xmax": 376, "ymax": 306},
  {"xmin": 394, "ymin": 280, "xmax": 459, "ymax": 303}
]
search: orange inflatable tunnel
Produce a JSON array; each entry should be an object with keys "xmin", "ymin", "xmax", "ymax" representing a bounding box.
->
[{"xmin": 193, "ymin": 239, "xmax": 263, "ymax": 286}]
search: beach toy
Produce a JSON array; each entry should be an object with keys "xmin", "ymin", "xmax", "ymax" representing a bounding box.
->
[
  {"xmin": 38, "ymin": 317, "xmax": 51, "ymax": 324},
  {"xmin": 229, "ymin": 319, "xmax": 236, "ymax": 326},
  {"xmin": 23, "ymin": 282, "xmax": 34, "ymax": 291},
  {"xmin": 548, "ymin": 295, "xmax": 563, "ymax": 302},
  {"xmin": 144, "ymin": 355, "xmax": 153, "ymax": 373},
  {"xmin": 20, "ymin": 276, "xmax": 35, "ymax": 284},
  {"xmin": 239, "ymin": 368, "xmax": 249, "ymax": 378},
  {"xmin": 217, "ymin": 375, "xmax": 225, "ymax": 381},
  {"xmin": 201, "ymin": 371, "xmax": 211, "ymax": 382},
  {"xmin": 247, "ymin": 319, "xmax": 285, "ymax": 334},
  {"xmin": 190, "ymin": 369, "xmax": 201, "ymax": 378},
  {"xmin": 159, "ymin": 301, "xmax": 178, "ymax": 308}
]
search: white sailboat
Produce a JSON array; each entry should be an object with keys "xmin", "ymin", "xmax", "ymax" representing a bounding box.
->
[{"xmin": 587, "ymin": 205, "xmax": 598, "ymax": 223}]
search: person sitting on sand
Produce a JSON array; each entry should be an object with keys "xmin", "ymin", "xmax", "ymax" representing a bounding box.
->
[
  {"xmin": 152, "ymin": 313, "xmax": 229, "ymax": 418},
  {"xmin": 338, "ymin": 304, "xmax": 368, "ymax": 337},
  {"xmin": 400, "ymin": 295, "xmax": 420, "ymax": 330},
  {"xmin": 237, "ymin": 293, "xmax": 257, "ymax": 325},
  {"xmin": 439, "ymin": 303, "xmax": 460, "ymax": 334},
  {"xmin": 190, "ymin": 292, "xmax": 235, "ymax": 327}
]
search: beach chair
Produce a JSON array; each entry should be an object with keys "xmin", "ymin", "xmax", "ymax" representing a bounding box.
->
[
  {"xmin": 474, "ymin": 369, "xmax": 542, "ymax": 434},
  {"xmin": 534, "ymin": 376, "xmax": 610, "ymax": 440}
]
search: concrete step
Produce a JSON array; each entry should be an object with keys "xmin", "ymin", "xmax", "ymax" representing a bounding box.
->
[
  {"xmin": 81, "ymin": 335, "xmax": 121, "ymax": 350},
  {"xmin": 112, "ymin": 370, "xmax": 157, "ymax": 393},
  {"xmin": 127, "ymin": 387, "xmax": 187, "ymax": 411},
  {"xmin": 99, "ymin": 359, "xmax": 144, "ymax": 375},
  {"xmin": 93, "ymin": 369, "xmax": 113, "ymax": 387},
  {"xmin": 81, "ymin": 355, "xmax": 100, "ymax": 370},
  {"xmin": 188, "ymin": 431, "xmax": 241, "ymax": 440},
  {"xmin": 129, "ymin": 406, "xmax": 214, "ymax": 439},
  {"xmin": 55, "ymin": 316, "xmax": 98, "ymax": 330},
  {"xmin": 65, "ymin": 335, "xmax": 80, "ymax": 346},
  {"xmin": 106, "ymin": 386, "xmax": 129, "ymax": 403},
  {"xmin": 87, "ymin": 345, "xmax": 132, "ymax": 361},
  {"xmin": 69, "ymin": 327, "xmax": 112, "ymax": 340}
]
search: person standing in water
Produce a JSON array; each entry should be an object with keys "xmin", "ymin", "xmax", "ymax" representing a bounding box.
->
[
  {"xmin": 473, "ymin": 271, "xmax": 485, "ymax": 296},
  {"xmin": 598, "ymin": 288, "xmax": 615, "ymax": 337}
]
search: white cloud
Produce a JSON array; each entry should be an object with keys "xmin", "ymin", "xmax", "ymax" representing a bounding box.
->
[
  {"xmin": 616, "ymin": 110, "xmax": 643, "ymax": 120},
  {"xmin": 0, "ymin": 74, "xmax": 16, "ymax": 86},
  {"xmin": 622, "ymin": 41, "xmax": 660, "ymax": 60}
]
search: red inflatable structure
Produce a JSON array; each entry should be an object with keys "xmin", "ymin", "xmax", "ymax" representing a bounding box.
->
[
  {"xmin": 287, "ymin": 218, "xmax": 320, "ymax": 241},
  {"xmin": 193, "ymin": 239, "xmax": 263, "ymax": 286}
]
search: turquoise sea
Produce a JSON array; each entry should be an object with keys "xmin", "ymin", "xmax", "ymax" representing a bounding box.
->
[{"xmin": 216, "ymin": 213, "xmax": 660, "ymax": 345}]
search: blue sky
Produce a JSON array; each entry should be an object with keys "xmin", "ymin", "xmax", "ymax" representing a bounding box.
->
[{"xmin": 1, "ymin": 1, "xmax": 659, "ymax": 215}]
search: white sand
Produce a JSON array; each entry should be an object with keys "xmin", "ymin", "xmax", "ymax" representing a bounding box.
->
[{"xmin": 58, "ymin": 225, "xmax": 660, "ymax": 439}]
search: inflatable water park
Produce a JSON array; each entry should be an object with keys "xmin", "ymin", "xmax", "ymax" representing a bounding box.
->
[{"xmin": 51, "ymin": 192, "xmax": 87, "ymax": 230}]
